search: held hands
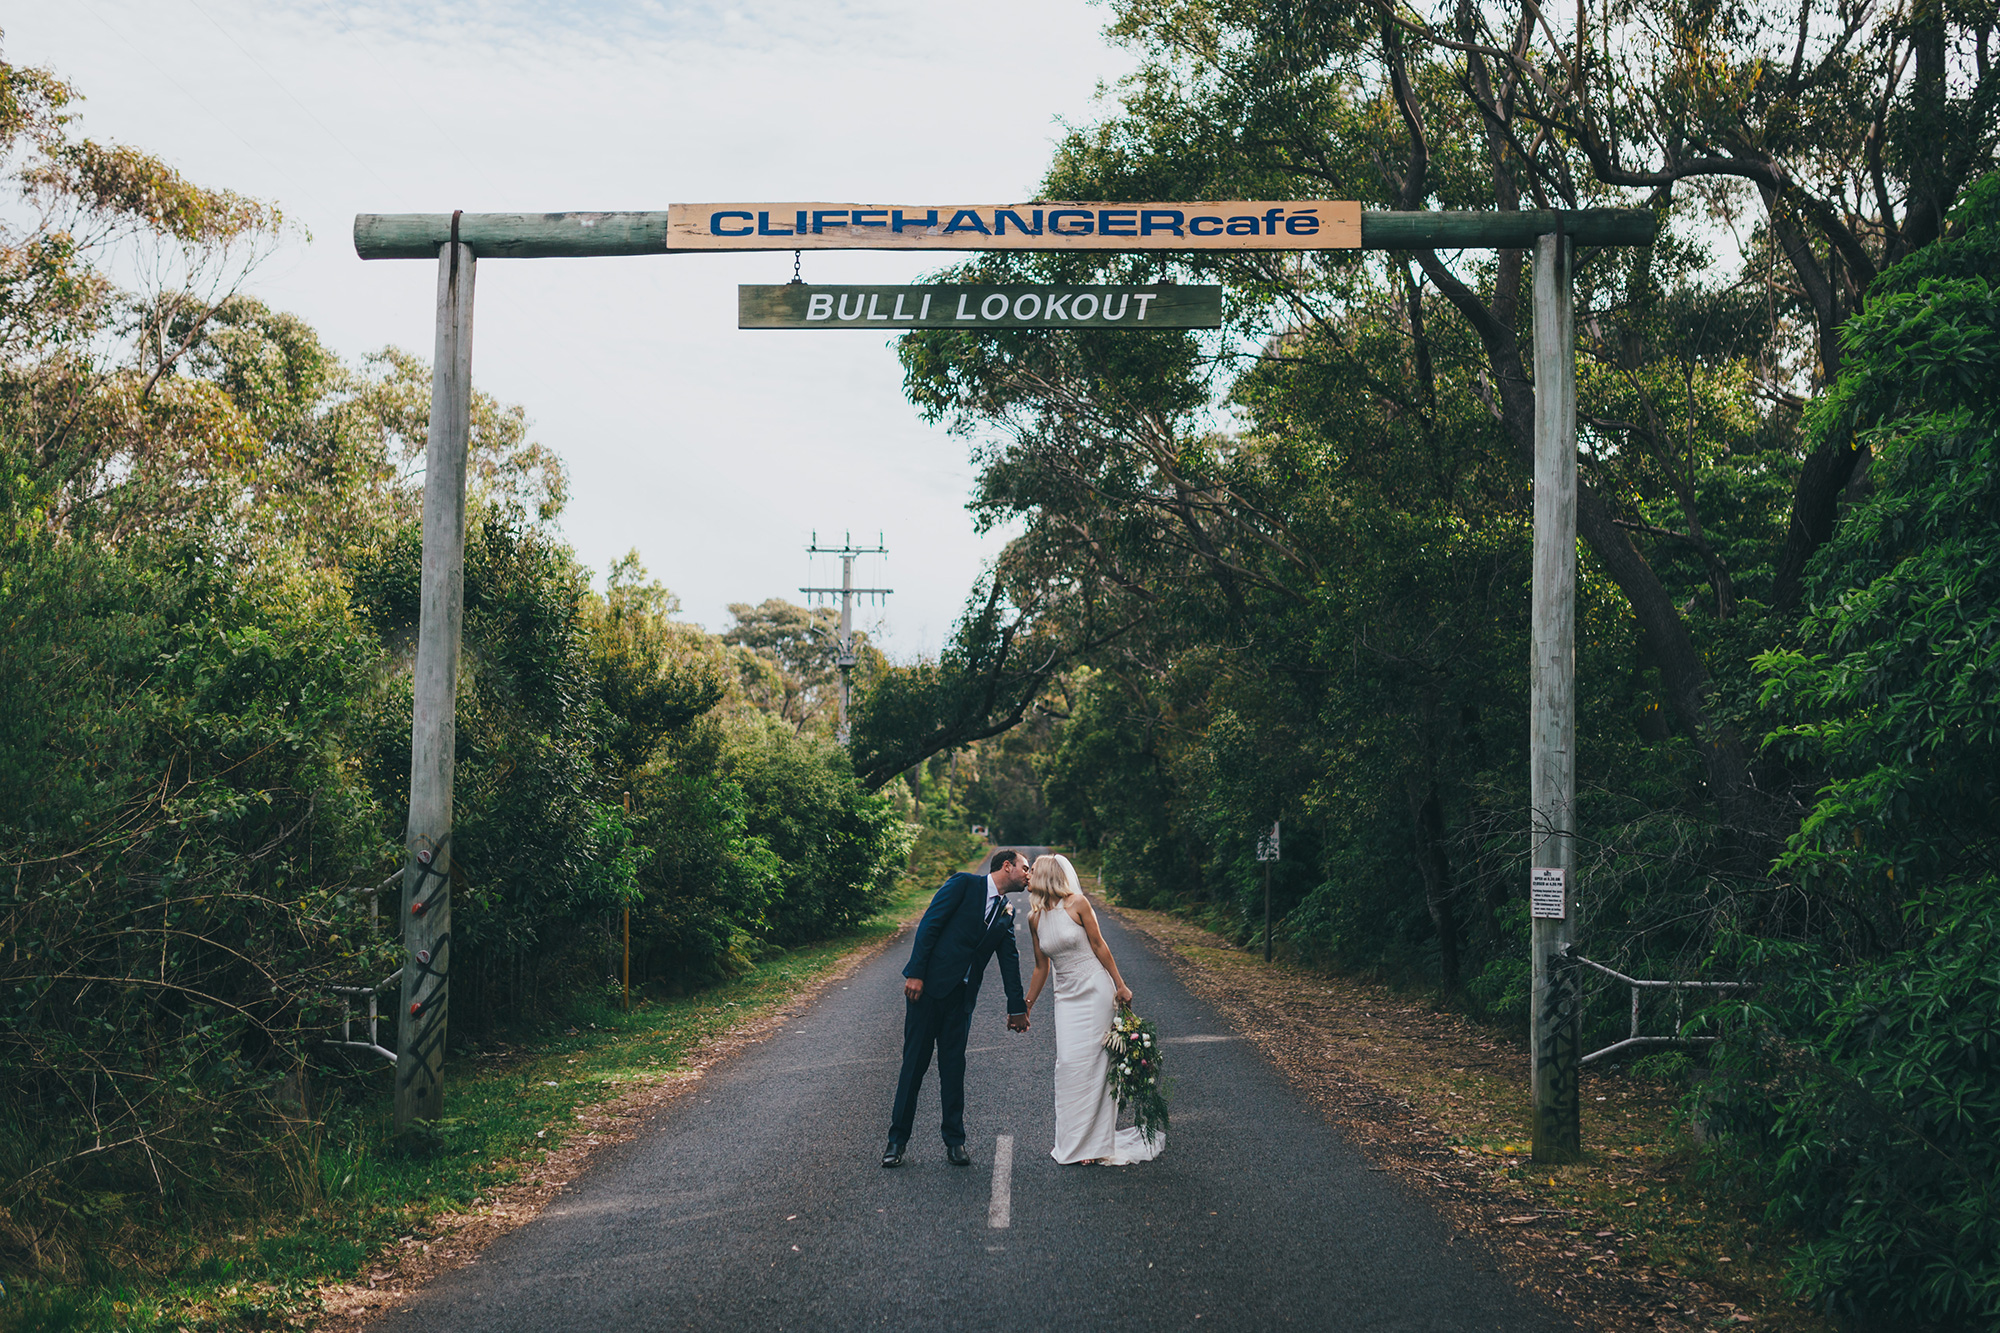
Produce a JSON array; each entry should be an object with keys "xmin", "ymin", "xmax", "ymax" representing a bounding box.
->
[{"xmin": 1007, "ymin": 1012, "xmax": 1030, "ymax": 1033}]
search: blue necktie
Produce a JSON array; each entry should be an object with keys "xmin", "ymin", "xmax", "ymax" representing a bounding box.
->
[{"xmin": 966, "ymin": 893, "xmax": 1003, "ymax": 986}]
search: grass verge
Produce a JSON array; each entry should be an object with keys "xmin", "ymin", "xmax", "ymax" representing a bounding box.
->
[
  {"xmin": 1087, "ymin": 866, "xmax": 1829, "ymax": 1333},
  {"xmin": 0, "ymin": 834, "xmax": 981, "ymax": 1333}
]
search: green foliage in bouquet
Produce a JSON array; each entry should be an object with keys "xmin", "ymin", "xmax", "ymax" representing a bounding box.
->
[{"xmin": 1103, "ymin": 1006, "xmax": 1170, "ymax": 1144}]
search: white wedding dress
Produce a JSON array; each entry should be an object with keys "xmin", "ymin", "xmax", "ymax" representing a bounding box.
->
[{"xmin": 1038, "ymin": 885, "xmax": 1165, "ymax": 1166}]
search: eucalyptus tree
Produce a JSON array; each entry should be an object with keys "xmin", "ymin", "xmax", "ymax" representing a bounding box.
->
[{"xmin": 898, "ymin": 0, "xmax": 1995, "ymax": 860}]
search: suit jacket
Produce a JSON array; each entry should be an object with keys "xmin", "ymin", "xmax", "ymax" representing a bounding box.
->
[{"xmin": 902, "ymin": 872, "xmax": 1027, "ymax": 1014}]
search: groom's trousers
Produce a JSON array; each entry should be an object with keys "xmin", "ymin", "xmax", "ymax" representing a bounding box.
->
[{"xmin": 889, "ymin": 982, "xmax": 977, "ymax": 1146}]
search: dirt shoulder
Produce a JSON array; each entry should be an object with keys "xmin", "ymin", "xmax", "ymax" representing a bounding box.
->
[{"xmin": 1110, "ymin": 905, "xmax": 1826, "ymax": 1333}]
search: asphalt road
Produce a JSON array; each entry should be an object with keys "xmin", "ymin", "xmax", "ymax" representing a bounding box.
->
[{"xmin": 372, "ymin": 855, "xmax": 1570, "ymax": 1331}]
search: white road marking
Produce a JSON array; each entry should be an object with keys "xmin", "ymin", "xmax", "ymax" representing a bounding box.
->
[
  {"xmin": 987, "ymin": 1135, "xmax": 1015, "ymax": 1229},
  {"xmin": 1163, "ymin": 1034, "xmax": 1236, "ymax": 1044}
]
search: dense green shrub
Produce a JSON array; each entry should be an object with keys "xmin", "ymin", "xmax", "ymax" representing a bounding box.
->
[
  {"xmin": 723, "ymin": 711, "xmax": 910, "ymax": 946},
  {"xmin": 0, "ymin": 525, "xmax": 390, "ymax": 1273},
  {"xmin": 1724, "ymin": 173, "xmax": 2000, "ymax": 1325},
  {"xmin": 1703, "ymin": 890, "xmax": 2000, "ymax": 1326},
  {"xmin": 350, "ymin": 516, "xmax": 643, "ymax": 1020}
]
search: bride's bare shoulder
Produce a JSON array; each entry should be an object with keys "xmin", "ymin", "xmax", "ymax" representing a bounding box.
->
[{"xmin": 1064, "ymin": 893, "xmax": 1091, "ymax": 921}]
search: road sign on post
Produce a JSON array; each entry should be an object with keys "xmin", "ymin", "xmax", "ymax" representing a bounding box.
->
[{"xmin": 1256, "ymin": 823, "xmax": 1280, "ymax": 963}]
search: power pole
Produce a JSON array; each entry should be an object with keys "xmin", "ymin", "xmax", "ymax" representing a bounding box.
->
[
  {"xmin": 1529, "ymin": 232, "xmax": 1581, "ymax": 1164},
  {"xmin": 800, "ymin": 532, "xmax": 891, "ymax": 744}
]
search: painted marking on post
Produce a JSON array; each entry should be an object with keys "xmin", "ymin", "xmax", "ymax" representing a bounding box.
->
[
  {"xmin": 740, "ymin": 284, "xmax": 1222, "ymax": 329},
  {"xmin": 988, "ymin": 1135, "xmax": 1014, "ymax": 1229},
  {"xmin": 680, "ymin": 201, "xmax": 1359, "ymax": 251},
  {"xmin": 1255, "ymin": 822, "xmax": 1280, "ymax": 862},
  {"xmin": 1531, "ymin": 866, "xmax": 1567, "ymax": 920}
]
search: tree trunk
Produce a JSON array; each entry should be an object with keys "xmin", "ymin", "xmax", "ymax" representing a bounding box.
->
[
  {"xmin": 1405, "ymin": 772, "xmax": 1461, "ymax": 991},
  {"xmin": 1419, "ymin": 252, "xmax": 1761, "ymax": 843}
]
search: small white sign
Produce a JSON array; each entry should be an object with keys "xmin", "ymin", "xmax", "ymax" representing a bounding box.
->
[
  {"xmin": 971, "ymin": 825, "xmax": 989, "ymax": 839},
  {"xmin": 1531, "ymin": 867, "xmax": 1567, "ymax": 919},
  {"xmin": 1255, "ymin": 822, "xmax": 1281, "ymax": 862}
]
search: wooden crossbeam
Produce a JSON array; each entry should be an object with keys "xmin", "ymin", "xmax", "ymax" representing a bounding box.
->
[{"xmin": 353, "ymin": 208, "xmax": 1655, "ymax": 259}]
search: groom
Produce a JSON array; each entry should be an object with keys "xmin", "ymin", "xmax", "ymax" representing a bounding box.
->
[{"xmin": 883, "ymin": 848, "xmax": 1032, "ymax": 1167}]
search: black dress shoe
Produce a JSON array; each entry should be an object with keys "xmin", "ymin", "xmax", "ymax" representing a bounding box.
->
[
  {"xmin": 946, "ymin": 1143, "xmax": 971, "ymax": 1167},
  {"xmin": 882, "ymin": 1140, "xmax": 905, "ymax": 1167}
]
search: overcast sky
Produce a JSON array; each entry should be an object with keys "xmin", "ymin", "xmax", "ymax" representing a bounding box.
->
[{"xmin": 9, "ymin": 0, "xmax": 1137, "ymax": 653}]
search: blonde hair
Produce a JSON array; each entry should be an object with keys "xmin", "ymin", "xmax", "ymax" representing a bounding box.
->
[{"xmin": 1027, "ymin": 854, "xmax": 1079, "ymax": 912}]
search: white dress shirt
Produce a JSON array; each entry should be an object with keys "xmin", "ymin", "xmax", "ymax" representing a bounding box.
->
[{"xmin": 966, "ymin": 874, "xmax": 1004, "ymax": 985}]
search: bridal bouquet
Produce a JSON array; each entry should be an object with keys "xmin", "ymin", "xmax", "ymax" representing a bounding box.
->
[{"xmin": 1102, "ymin": 1007, "xmax": 1170, "ymax": 1144}]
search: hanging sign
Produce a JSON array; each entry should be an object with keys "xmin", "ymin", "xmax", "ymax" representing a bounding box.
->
[
  {"xmin": 1531, "ymin": 867, "xmax": 1567, "ymax": 919},
  {"xmin": 679, "ymin": 201, "xmax": 1360, "ymax": 252},
  {"xmin": 1256, "ymin": 822, "xmax": 1281, "ymax": 862},
  {"xmin": 739, "ymin": 284, "xmax": 1222, "ymax": 330}
]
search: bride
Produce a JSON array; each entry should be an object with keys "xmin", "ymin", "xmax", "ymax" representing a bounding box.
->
[{"xmin": 1022, "ymin": 853, "xmax": 1165, "ymax": 1166}]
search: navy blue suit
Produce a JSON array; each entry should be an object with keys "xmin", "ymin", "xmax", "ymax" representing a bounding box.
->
[{"xmin": 888, "ymin": 872, "xmax": 1026, "ymax": 1147}]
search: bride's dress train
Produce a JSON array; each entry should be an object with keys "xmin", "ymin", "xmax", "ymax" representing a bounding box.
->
[{"xmin": 1040, "ymin": 896, "xmax": 1164, "ymax": 1166}]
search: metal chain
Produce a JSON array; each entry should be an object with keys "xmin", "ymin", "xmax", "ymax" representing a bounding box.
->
[{"xmin": 790, "ymin": 249, "xmax": 802, "ymax": 284}]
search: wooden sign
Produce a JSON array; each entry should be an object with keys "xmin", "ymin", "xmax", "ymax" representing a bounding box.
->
[
  {"xmin": 739, "ymin": 284, "xmax": 1223, "ymax": 329},
  {"xmin": 683, "ymin": 201, "xmax": 1359, "ymax": 252}
]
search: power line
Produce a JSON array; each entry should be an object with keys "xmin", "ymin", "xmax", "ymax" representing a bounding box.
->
[
  {"xmin": 74, "ymin": 0, "xmax": 334, "ymax": 216},
  {"xmin": 180, "ymin": 0, "xmax": 398, "ymax": 195}
]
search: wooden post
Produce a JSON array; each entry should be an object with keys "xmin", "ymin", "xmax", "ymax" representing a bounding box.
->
[
  {"xmin": 1263, "ymin": 860, "xmax": 1272, "ymax": 963},
  {"xmin": 1529, "ymin": 232, "xmax": 1581, "ymax": 1164},
  {"xmin": 395, "ymin": 233, "xmax": 475, "ymax": 1132},
  {"xmin": 622, "ymin": 790, "xmax": 632, "ymax": 1012}
]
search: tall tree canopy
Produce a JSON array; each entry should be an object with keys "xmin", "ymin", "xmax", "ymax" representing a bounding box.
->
[{"xmin": 886, "ymin": 0, "xmax": 1997, "ymax": 857}]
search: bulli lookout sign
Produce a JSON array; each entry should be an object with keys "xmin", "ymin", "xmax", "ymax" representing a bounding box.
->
[{"xmin": 739, "ymin": 283, "xmax": 1222, "ymax": 329}]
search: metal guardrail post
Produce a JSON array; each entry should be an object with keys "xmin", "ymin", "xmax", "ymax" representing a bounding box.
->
[
  {"xmin": 324, "ymin": 872, "xmax": 403, "ymax": 1065},
  {"xmin": 328, "ymin": 969, "xmax": 403, "ymax": 1064},
  {"xmin": 1573, "ymin": 955, "xmax": 1755, "ymax": 1065}
]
